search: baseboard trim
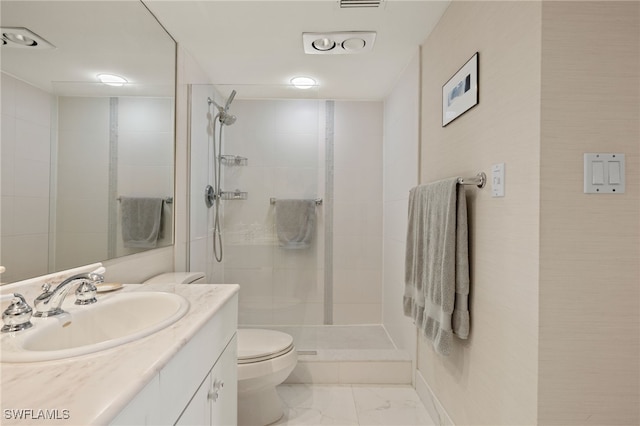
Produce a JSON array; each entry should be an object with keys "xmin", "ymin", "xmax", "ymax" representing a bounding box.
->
[{"xmin": 415, "ymin": 370, "xmax": 454, "ymax": 426}]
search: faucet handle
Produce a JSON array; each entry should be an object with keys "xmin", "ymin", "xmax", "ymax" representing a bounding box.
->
[
  {"xmin": 2, "ymin": 293, "xmax": 34, "ymax": 333},
  {"xmin": 75, "ymin": 273, "xmax": 102, "ymax": 305},
  {"xmin": 34, "ymin": 282, "xmax": 54, "ymax": 305},
  {"xmin": 75, "ymin": 280, "xmax": 98, "ymax": 305}
]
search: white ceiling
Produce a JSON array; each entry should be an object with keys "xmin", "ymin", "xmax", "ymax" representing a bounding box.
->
[
  {"xmin": 0, "ymin": 1, "xmax": 175, "ymax": 97},
  {"xmin": 145, "ymin": 0, "xmax": 451, "ymax": 100},
  {"xmin": 1, "ymin": 1, "xmax": 449, "ymax": 100}
]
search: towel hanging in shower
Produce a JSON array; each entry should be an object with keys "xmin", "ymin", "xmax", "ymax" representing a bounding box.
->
[{"xmin": 274, "ymin": 199, "xmax": 316, "ymax": 249}]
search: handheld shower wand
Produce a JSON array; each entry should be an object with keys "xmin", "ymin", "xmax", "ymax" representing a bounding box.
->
[
  {"xmin": 206, "ymin": 89, "xmax": 238, "ymax": 262},
  {"xmin": 208, "ymin": 91, "xmax": 237, "ymax": 126},
  {"xmin": 224, "ymin": 90, "xmax": 236, "ymax": 110}
]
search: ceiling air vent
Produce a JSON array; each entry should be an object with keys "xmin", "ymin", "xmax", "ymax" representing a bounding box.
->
[{"xmin": 339, "ymin": 0, "xmax": 383, "ymax": 8}]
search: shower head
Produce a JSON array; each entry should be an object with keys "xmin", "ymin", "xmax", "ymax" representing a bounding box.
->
[
  {"xmin": 220, "ymin": 113, "xmax": 236, "ymax": 126},
  {"xmin": 224, "ymin": 90, "xmax": 237, "ymax": 111},
  {"xmin": 209, "ymin": 90, "xmax": 237, "ymax": 125}
]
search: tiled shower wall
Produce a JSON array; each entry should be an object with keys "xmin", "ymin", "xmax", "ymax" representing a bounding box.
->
[
  {"xmin": 0, "ymin": 73, "xmax": 52, "ymax": 283},
  {"xmin": 212, "ymin": 98, "xmax": 383, "ymax": 326},
  {"xmin": 332, "ymin": 101, "xmax": 383, "ymax": 324},
  {"xmin": 56, "ymin": 96, "xmax": 173, "ymax": 270},
  {"xmin": 0, "ymin": 75, "xmax": 174, "ymax": 283},
  {"xmin": 223, "ymin": 99, "xmax": 326, "ymax": 325}
]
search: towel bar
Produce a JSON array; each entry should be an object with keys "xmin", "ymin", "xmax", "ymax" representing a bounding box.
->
[
  {"xmin": 457, "ymin": 172, "xmax": 486, "ymax": 188},
  {"xmin": 270, "ymin": 197, "xmax": 323, "ymax": 206},
  {"xmin": 117, "ymin": 196, "xmax": 173, "ymax": 204}
]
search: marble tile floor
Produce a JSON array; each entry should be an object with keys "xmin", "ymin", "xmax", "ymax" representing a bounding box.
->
[{"xmin": 274, "ymin": 384, "xmax": 436, "ymax": 426}]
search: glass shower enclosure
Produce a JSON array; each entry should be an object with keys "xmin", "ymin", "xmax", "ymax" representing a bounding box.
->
[{"xmin": 188, "ymin": 84, "xmax": 330, "ymax": 326}]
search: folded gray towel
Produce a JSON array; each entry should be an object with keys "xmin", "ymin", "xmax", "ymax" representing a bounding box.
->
[
  {"xmin": 120, "ymin": 197, "xmax": 164, "ymax": 249},
  {"xmin": 275, "ymin": 199, "xmax": 316, "ymax": 249},
  {"xmin": 403, "ymin": 178, "xmax": 470, "ymax": 356}
]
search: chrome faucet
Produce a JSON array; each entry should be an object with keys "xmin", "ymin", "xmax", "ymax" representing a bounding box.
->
[{"xmin": 33, "ymin": 272, "xmax": 104, "ymax": 318}]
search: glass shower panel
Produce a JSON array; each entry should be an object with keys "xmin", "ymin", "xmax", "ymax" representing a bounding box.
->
[{"xmin": 221, "ymin": 99, "xmax": 326, "ymax": 326}]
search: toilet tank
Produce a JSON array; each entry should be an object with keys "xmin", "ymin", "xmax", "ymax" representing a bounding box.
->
[{"xmin": 143, "ymin": 272, "xmax": 206, "ymax": 284}]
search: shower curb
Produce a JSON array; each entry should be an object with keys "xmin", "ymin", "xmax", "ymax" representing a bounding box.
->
[{"xmin": 284, "ymin": 350, "xmax": 412, "ymax": 385}]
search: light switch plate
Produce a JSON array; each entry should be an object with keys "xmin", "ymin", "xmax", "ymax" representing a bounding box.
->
[
  {"xmin": 584, "ymin": 153, "xmax": 625, "ymax": 194},
  {"xmin": 491, "ymin": 163, "xmax": 505, "ymax": 197}
]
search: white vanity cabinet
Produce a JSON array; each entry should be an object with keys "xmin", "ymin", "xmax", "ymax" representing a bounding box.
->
[
  {"xmin": 176, "ymin": 335, "xmax": 237, "ymax": 425},
  {"xmin": 111, "ymin": 292, "xmax": 238, "ymax": 426}
]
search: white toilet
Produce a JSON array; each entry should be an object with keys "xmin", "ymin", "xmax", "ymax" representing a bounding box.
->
[
  {"xmin": 144, "ymin": 272, "xmax": 298, "ymax": 426},
  {"xmin": 237, "ymin": 328, "xmax": 298, "ymax": 426}
]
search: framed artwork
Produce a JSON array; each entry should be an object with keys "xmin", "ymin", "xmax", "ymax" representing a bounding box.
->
[{"xmin": 442, "ymin": 52, "xmax": 479, "ymax": 127}]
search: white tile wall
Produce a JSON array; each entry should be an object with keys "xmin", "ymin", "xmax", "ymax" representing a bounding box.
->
[
  {"xmin": 188, "ymin": 96, "xmax": 385, "ymax": 326},
  {"xmin": 115, "ymin": 97, "xmax": 174, "ymax": 257},
  {"xmin": 381, "ymin": 52, "xmax": 420, "ymax": 359},
  {"xmin": 188, "ymin": 84, "xmax": 223, "ymax": 282},
  {"xmin": 223, "ymin": 99, "xmax": 325, "ymax": 326},
  {"xmin": 0, "ymin": 73, "xmax": 52, "ymax": 283},
  {"xmin": 333, "ymin": 101, "xmax": 383, "ymax": 325},
  {"xmin": 55, "ymin": 97, "xmax": 110, "ymax": 270},
  {"xmin": 54, "ymin": 96, "xmax": 174, "ymax": 269}
]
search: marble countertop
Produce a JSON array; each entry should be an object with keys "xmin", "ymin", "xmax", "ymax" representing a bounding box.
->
[{"xmin": 0, "ymin": 283, "xmax": 239, "ymax": 425}]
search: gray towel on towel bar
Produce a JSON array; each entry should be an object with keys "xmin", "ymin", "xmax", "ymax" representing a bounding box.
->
[
  {"xmin": 403, "ymin": 178, "xmax": 470, "ymax": 356},
  {"xmin": 120, "ymin": 197, "xmax": 164, "ymax": 249},
  {"xmin": 275, "ymin": 199, "xmax": 316, "ymax": 249}
]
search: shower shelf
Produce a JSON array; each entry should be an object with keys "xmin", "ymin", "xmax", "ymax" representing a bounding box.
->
[
  {"xmin": 220, "ymin": 189, "xmax": 248, "ymax": 200},
  {"xmin": 219, "ymin": 155, "xmax": 248, "ymax": 166}
]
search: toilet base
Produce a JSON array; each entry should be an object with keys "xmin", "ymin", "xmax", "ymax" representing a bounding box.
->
[{"xmin": 238, "ymin": 387, "xmax": 284, "ymax": 426}]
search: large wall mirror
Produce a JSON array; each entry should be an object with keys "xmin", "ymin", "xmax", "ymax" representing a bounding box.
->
[{"xmin": 0, "ymin": 1, "xmax": 176, "ymax": 283}]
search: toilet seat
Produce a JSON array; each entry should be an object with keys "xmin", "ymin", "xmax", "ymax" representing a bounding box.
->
[{"xmin": 237, "ymin": 329, "xmax": 294, "ymax": 364}]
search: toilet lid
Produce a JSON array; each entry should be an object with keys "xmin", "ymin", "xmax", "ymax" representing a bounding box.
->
[{"xmin": 237, "ymin": 329, "xmax": 295, "ymax": 364}]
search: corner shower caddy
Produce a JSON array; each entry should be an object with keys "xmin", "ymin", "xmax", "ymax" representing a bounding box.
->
[
  {"xmin": 219, "ymin": 155, "xmax": 248, "ymax": 166},
  {"xmin": 204, "ymin": 154, "xmax": 249, "ymax": 208}
]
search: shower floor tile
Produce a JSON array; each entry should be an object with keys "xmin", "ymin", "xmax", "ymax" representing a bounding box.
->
[{"xmin": 274, "ymin": 384, "xmax": 436, "ymax": 426}]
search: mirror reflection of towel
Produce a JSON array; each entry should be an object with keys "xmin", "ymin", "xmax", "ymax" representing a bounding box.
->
[
  {"xmin": 275, "ymin": 199, "xmax": 316, "ymax": 249},
  {"xmin": 120, "ymin": 197, "xmax": 163, "ymax": 248}
]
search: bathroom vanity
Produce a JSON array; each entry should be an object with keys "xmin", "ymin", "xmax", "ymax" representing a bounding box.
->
[{"xmin": 0, "ymin": 282, "xmax": 239, "ymax": 425}]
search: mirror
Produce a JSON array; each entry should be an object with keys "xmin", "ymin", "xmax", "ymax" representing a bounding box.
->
[{"xmin": 0, "ymin": 1, "xmax": 176, "ymax": 283}]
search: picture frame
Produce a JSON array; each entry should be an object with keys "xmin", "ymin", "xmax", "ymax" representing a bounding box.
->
[{"xmin": 442, "ymin": 52, "xmax": 479, "ymax": 127}]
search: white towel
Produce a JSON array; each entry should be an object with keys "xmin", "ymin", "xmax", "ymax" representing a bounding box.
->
[
  {"xmin": 403, "ymin": 178, "xmax": 470, "ymax": 356},
  {"xmin": 275, "ymin": 199, "xmax": 316, "ymax": 249},
  {"xmin": 120, "ymin": 197, "xmax": 164, "ymax": 249}
]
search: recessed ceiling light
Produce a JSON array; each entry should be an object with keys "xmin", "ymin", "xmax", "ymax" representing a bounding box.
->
[
  {"xmin": 97, "ymin": 74, "xmax": 128, "ymax": 87},
  {"xmin": 312, "ymin": 38, "xmax": 336, "ymax": 51},
  {"xmin": 4, "ymin": 32, "xmax": 37, "ymax": 46},
  {"xmin": 290, "ymin": 76, "xmax": 317, "ymax": 89},
  {"xmin": 1, "ymin": 27, "xmax": 55, "ymax": 49}
]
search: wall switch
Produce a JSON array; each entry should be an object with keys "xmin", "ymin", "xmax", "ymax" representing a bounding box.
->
[
  {"xmin": 592, "ymin": 161, "xmax": 605, "ymax": 185},
  {"xmin": 492, "ymin": 163, "xmax": 505, "ymax": 197},
  {"xmin": 584, "ymin": 153, "xmax": 625, "ymax": 194}
]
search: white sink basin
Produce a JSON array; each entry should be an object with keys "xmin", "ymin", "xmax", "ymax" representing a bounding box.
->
[{"xmin": 1, "ymin": 291, "xmax": 189, "ymax": 363}]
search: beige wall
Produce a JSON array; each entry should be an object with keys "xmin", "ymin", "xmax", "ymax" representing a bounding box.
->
[
  {"xmin": 419, "ymin": 2, "xmax": 542, "ymax": 424},
  {"xmin": 538, "ymin": 2, "xmax": 640, "ymax": 424},
  {"xmin": 418, "ymin": 1, "xmax": 639, "ymax": 425}
]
